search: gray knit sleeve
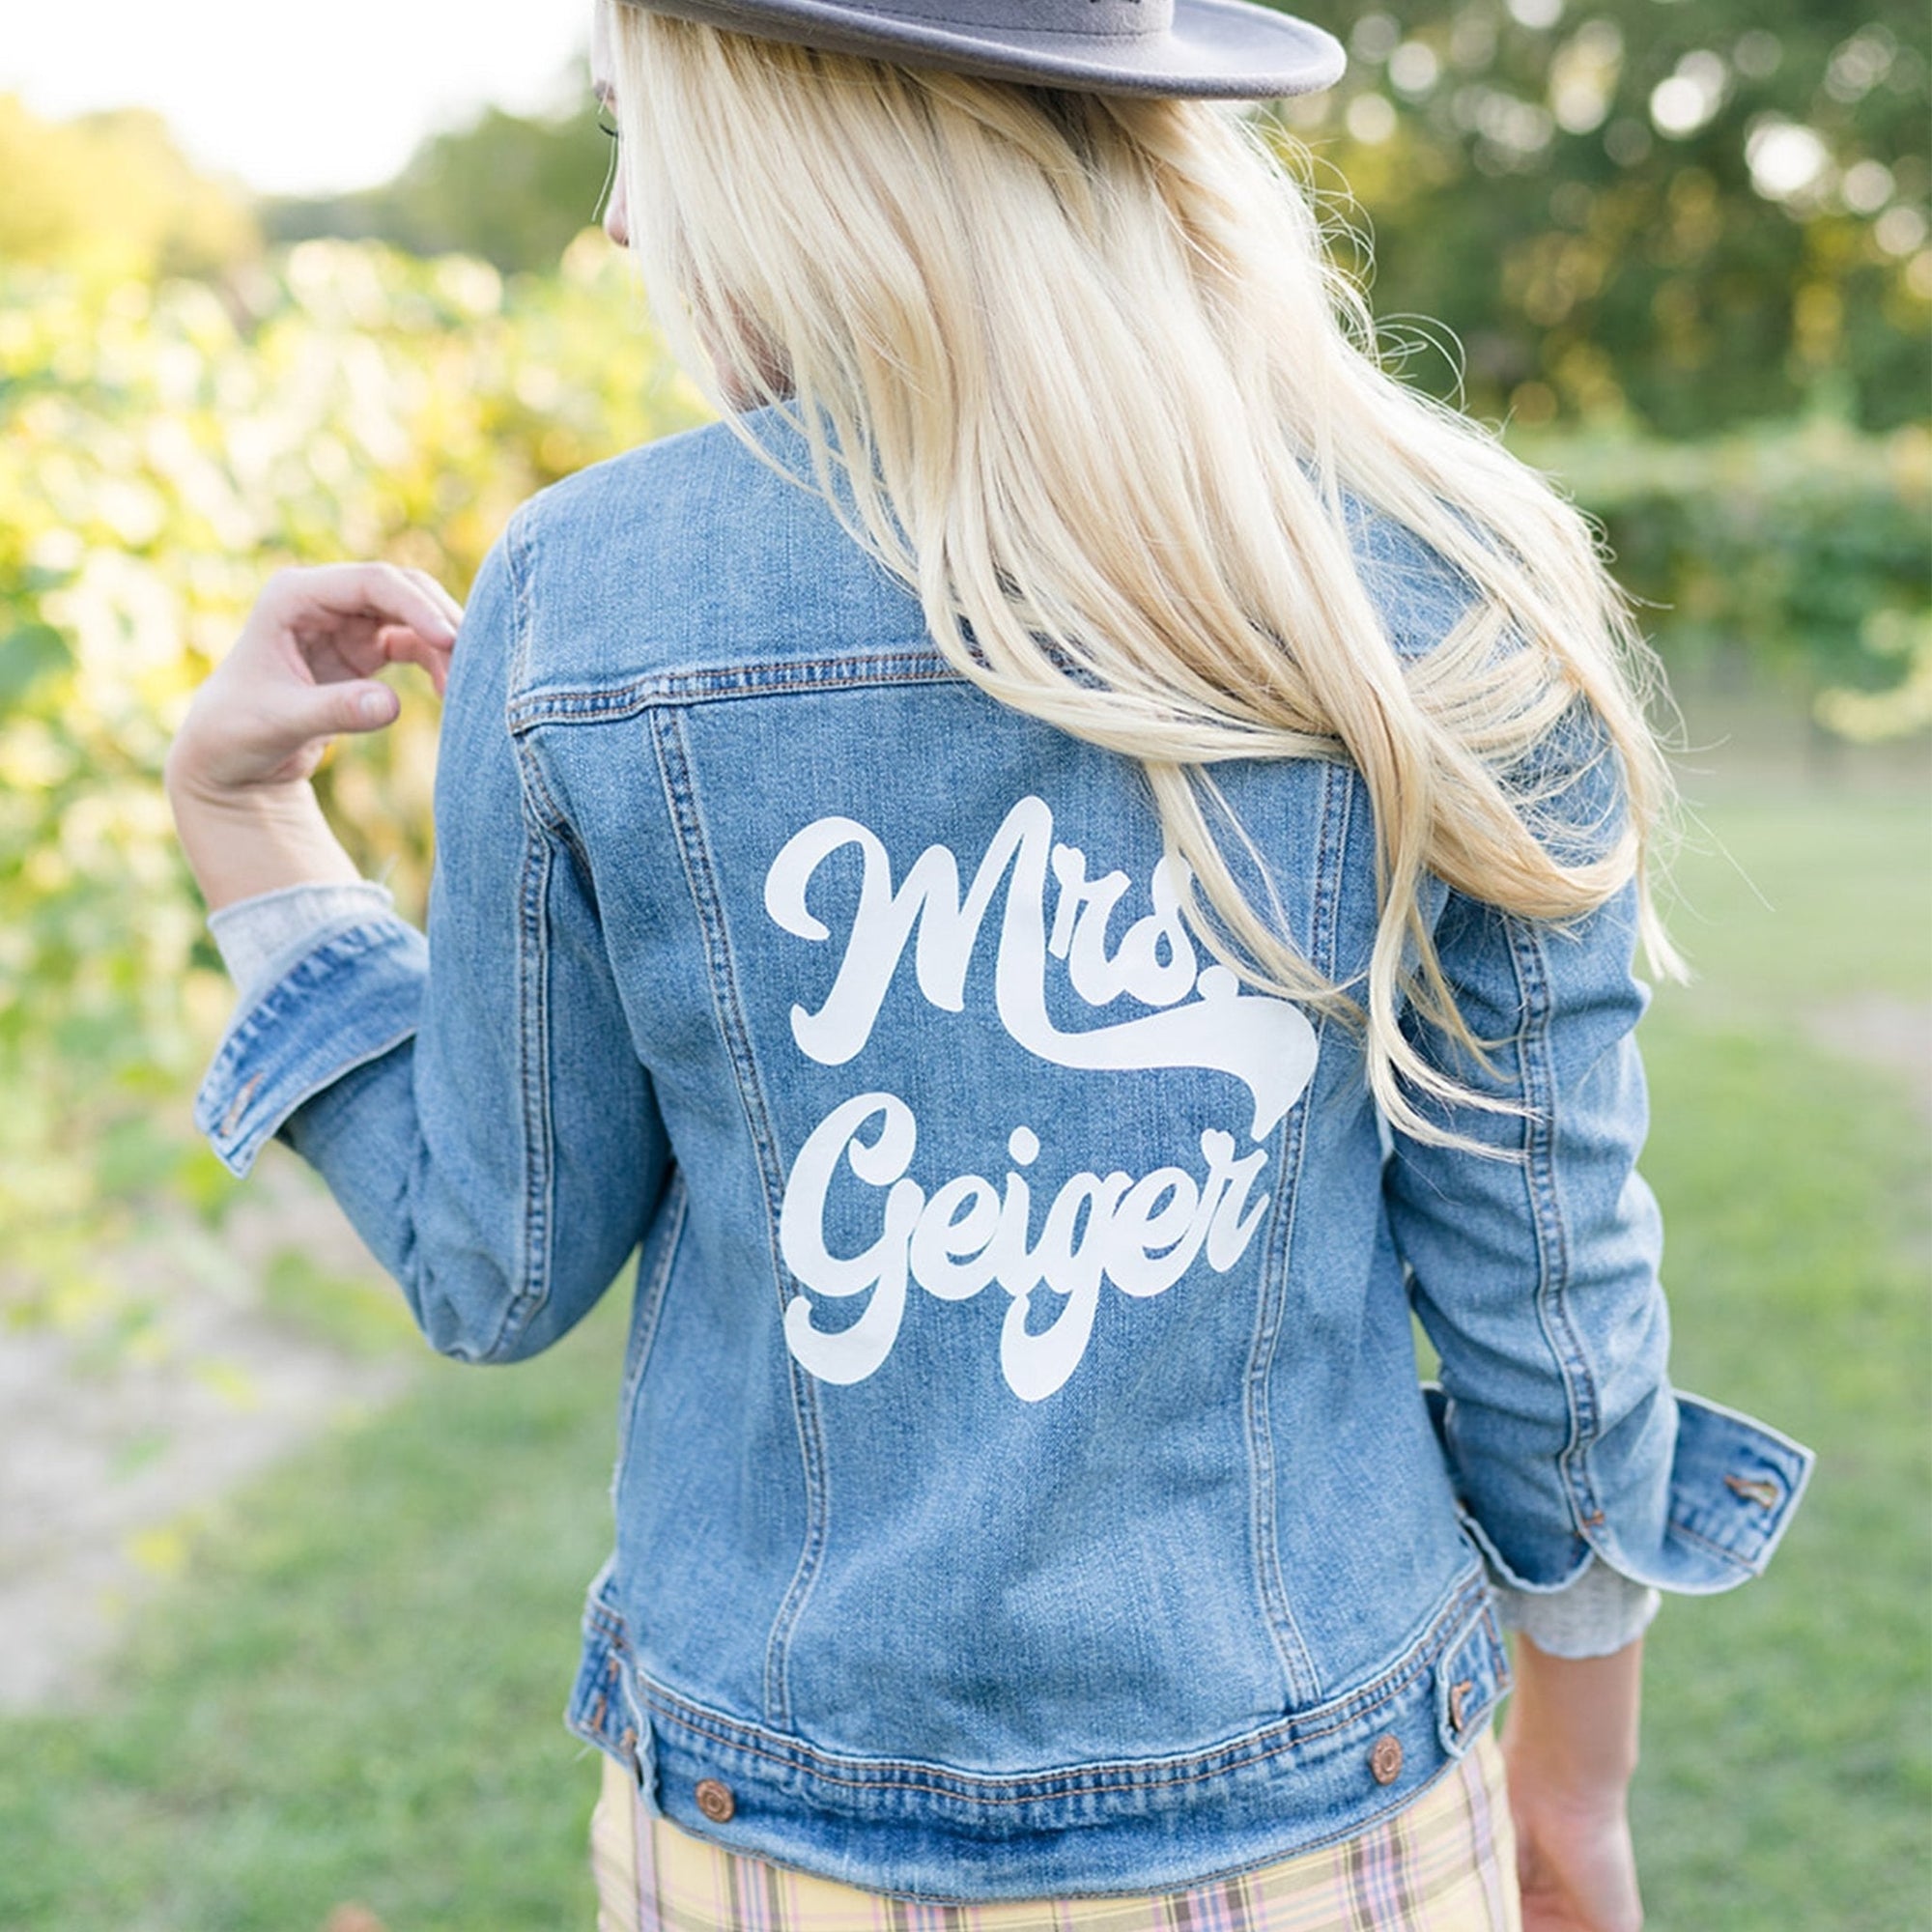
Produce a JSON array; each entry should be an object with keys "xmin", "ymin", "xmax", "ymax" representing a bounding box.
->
[
  {"xmin": 1492, "ymin": 1560, "xmax": 1662, "ymax": 1659},
  {"xmin": 207, "ymin": 880, "xmax": 397, "ymax": 1009}
]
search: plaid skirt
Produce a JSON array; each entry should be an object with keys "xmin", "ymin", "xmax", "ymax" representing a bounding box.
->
[{"xmin": 589, "ymin": 1735, "xmax": 1520, "ymax": 1932}]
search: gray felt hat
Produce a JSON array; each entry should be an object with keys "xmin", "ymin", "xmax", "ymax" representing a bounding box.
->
[{"xmin": 630, "ymin": 0, "xmax": 1346, "ymax": 99}]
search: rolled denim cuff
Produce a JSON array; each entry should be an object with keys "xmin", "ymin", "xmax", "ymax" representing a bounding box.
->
[
  {"xmin": 207, "ymin": 879, "xmax": 397, "ymax": 1009},
  {"xmin": 1492, "ymin": 1560, "xmax": 1661, "ymax": 1660},
  {"xmin": 192, "ymin": 915, "xmax": 428, "ymax": 1179},
  {"xmin": 1425, "ymin": 1384, "xmax": 1815, "ymax": 1596}
]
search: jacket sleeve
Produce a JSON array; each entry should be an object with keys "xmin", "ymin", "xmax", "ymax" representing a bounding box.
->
[
  {"xmin": 191, "ymin": 527, "xmax": 672, "ymax": 1363},
  {"xmin": 1382, "ymin": 722, "xmax": 1814, "ymax": 1603}
]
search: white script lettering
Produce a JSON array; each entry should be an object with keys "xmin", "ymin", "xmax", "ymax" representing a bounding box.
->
[
  {"xmin": 778, "ymin": 1094, "xmax": 1271, "ymax": 1401},
  {"xmin": 764, "ymin": 798, "xmax": 1318, "ymax": 1140},
  {"xmin": 765, "ymin": 799, "xmax": 1318, "ymax": 1396}
]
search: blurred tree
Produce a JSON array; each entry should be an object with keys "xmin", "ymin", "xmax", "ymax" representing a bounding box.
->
[
  {"xmin": 1280, "ymin": 0, "xmax": 1929, "ymax": 433},
  {"xmin": 0, "ymin": 95, "xmax": 258, "ymax": 281},
  {"xmin": 264, "ymin": 88, "xmax": 611, "ymax": 276},
  {"xmin": 252, "ymin": 8, "xmax": 1925, "ymax": 434}
]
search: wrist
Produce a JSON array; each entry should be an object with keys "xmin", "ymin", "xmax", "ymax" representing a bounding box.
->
[
  {"xmin": 167, "ymin": 774, "xmax": 363, "ymax": 911},
  {"xmin": 1501, "ymin": 1739, "xmax": 1634, "ymax": 1816},
  {"xmin": 163, "ymin": 731, "xmax": 307, "ymax": 812}
]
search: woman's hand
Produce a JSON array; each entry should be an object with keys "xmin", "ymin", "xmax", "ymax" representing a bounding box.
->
[
  {"xmin": 1500, "ymin": 1633, "xmax": 1646, "ymax": 1932},
  {"xmin": 166, "ymin": 563, "xmax": 461, "ymax": 802},
  {"xmin": 165, "ymin": 562, "xmax": 462, "ymax": 910}
]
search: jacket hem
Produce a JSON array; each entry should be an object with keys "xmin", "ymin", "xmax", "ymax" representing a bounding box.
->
[{"xmin": 565, "ymin": 1560, "xmax": 1511, "ymax": 1898}]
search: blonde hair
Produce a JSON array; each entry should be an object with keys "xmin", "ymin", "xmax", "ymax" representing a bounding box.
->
[{"xmin": 604, "ymin": 4, "xmax": 1682, "ymax": 1149}]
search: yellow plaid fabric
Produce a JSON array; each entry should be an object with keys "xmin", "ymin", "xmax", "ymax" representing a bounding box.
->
[{"xmin": 590, "ymin": 1736, "xmax": 1520, "ymax": 1932}]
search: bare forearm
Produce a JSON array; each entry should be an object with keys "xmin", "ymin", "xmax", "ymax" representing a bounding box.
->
[
  {"xmin": 1499, "ymin": 1633, "xmax": 1645, "ymax": 1928},
  {"xmin": 1503, "ymin": 1630, "xmax": 1643, "ymax": 1797}
]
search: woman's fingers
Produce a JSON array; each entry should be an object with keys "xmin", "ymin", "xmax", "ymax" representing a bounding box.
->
[
  {"xmin": 250, "ymin": 561, "xmax": 463, "ymax": 698},
  {"xmin": 258, "ymin": 673, "xmax": 401, "ymax": 746},
  {"xmin": 172, "ymin": 559, "xmax": 465, "ymax": 797},
  {"xmin": 403, "ymin": 564, "xmax": 467, "ymax": 635},
  {"xmin": 260, "ymin": 562, "xmax": 459, "ymax": 661},
  {"xmin": 375, "ymin": 621, "xmax": 452, "ymax": 696},
  {"xmin": 231, "ymin": 677, "xmax": 400, "ymax": 774}
]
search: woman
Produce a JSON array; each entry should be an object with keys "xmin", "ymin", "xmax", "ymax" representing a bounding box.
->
[{"xmin": 165, "ymin": 2, "xmax": 1815, "ymax": 1926}]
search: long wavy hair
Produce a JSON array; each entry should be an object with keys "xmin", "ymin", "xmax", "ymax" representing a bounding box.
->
[{"xmin": 602, "ymin": 1, "xmax": 1682, "ymax": 1149}]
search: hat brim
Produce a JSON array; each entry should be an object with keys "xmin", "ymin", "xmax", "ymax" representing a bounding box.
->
[{"xmin": 636, "ymin": 0, "xmax": 1346, "ymax": 99}]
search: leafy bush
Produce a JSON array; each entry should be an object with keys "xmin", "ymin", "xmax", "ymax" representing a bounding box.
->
[
  {"xmin": 264, "ymin": 95, "xmax": 613, "ymax": 279},
  {"xmin": 1289, "ymin": 0, "xmax": 1930, "ymax": 437},
  {"xmin": 1514, "ymin": 412, "xmax": 1932, "ymax": 738},
  {"xmin": 0, "ymin": 240, "xmax": 704, "ymax": 1328},
  {"xmin": 0, "ymin": 94, "xmax": 258, "ymax": 283}
]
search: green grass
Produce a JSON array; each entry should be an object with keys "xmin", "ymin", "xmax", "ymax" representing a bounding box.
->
[
  {"xmin": 1629, "ymin": 765, "xmax": 1932, "ymax": 1930},
  {"xmin": 1, "ymin": 759, "xmax": 1924, "ymax": 1931},
  {"xmin": 1665, "ymin": 783, "xmax": 1930, "ymax": 1006},
  {"xmin": 0, "ymin": 1294, "xmax": 630, "ymax": 1932}
]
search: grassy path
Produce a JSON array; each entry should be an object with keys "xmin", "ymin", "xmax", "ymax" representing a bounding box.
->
[
  {"xmin": 1, "ymin": 781, "xmax": 1924, "ymax": 1930},
  {"xmin": 0, "ymin": 1307, "xmax": 626, "ymax": 1930}
]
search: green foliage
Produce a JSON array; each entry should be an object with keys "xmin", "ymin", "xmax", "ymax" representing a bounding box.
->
[
  {"xmin": 0, "ymin": 243, "xmax": 706, "ymax": 1332},
  {"xmin": 1278, "ymin": 0, "xmax": 1928, "ymax": 433},
  {"xmin": 264, "ymin": 89, "xmax": 613, "ymax": 278},
  {"xmin": 0, "ymin": 95, "xmax": 258, "ymax": 281},
  {"xmin": 1512, "ymin": 412, "xmax": 1932, "ymax": 735},
  {"xmin": 238, "ymin": 1, "xmax": 1930, "ymax": 437}
]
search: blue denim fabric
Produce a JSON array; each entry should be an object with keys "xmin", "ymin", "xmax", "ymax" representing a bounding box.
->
[{"xmin": 193, "ymin": 413, "xmax": 1814, "ymax": 1899}]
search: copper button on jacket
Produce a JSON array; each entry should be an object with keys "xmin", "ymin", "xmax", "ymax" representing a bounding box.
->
[
  {"xmin": 1369, "ymin": 1735, "xmax": 1404, "ymax": 1784},
  {"xmin": 695, "ymin": 1777, "xmax": 737, "ymax": 1823}
]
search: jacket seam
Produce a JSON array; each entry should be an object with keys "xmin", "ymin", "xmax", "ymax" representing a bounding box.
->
[
  {"xmin": 663, "ymin": 1763, "xmax": 1475, "ymax": 1899},
  {"xmin": 508, "ymin": 650, "xmax": 961, "ymax": 729},
  {"xmin": 649, "ymin": 707, "xmax": 831, "ymax": 1731},
  {"xmin": 616, "ymin": 1174, "xmax": 689, "ymax": 1457},
  {"xmin": 1654, "ymin": 1516, "xmax": 1757, "ymax": 1566},
  {"xmin": 264, "ymin": 1021, "xmax": 419, "ymax": 1166},
  {"xmin": 1243, "ymin": 1103, "xmax": 1316, "ymax": 1708},
  {"xmin": 478, "ymin": 518, "xmax": 559, "ymax": 1361},
  {"xmin": 501, "ymin": 514, "xmax": 590, "ymax": 861},
  {"xmin": 1510, "ymin": 918, "xmax": 1602, "ymax": 1538},
  {"xmin": 1241, "ymin": 760, "xmax": 1347, "ymax": 1712},
  {"xmin": 483, "ymin": 801, "xmax": 557, "ymax": 1359}
]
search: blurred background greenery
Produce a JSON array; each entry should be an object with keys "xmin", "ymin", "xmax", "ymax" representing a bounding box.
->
[{"xmin": 0, "ymin": 0, "xmax": 1925, "ymax": 1924}]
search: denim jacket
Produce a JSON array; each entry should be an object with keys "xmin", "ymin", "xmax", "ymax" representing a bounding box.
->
[{"xmin": 193, "ymin": 414, "xmax": 1813, "ymax": 1900}]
